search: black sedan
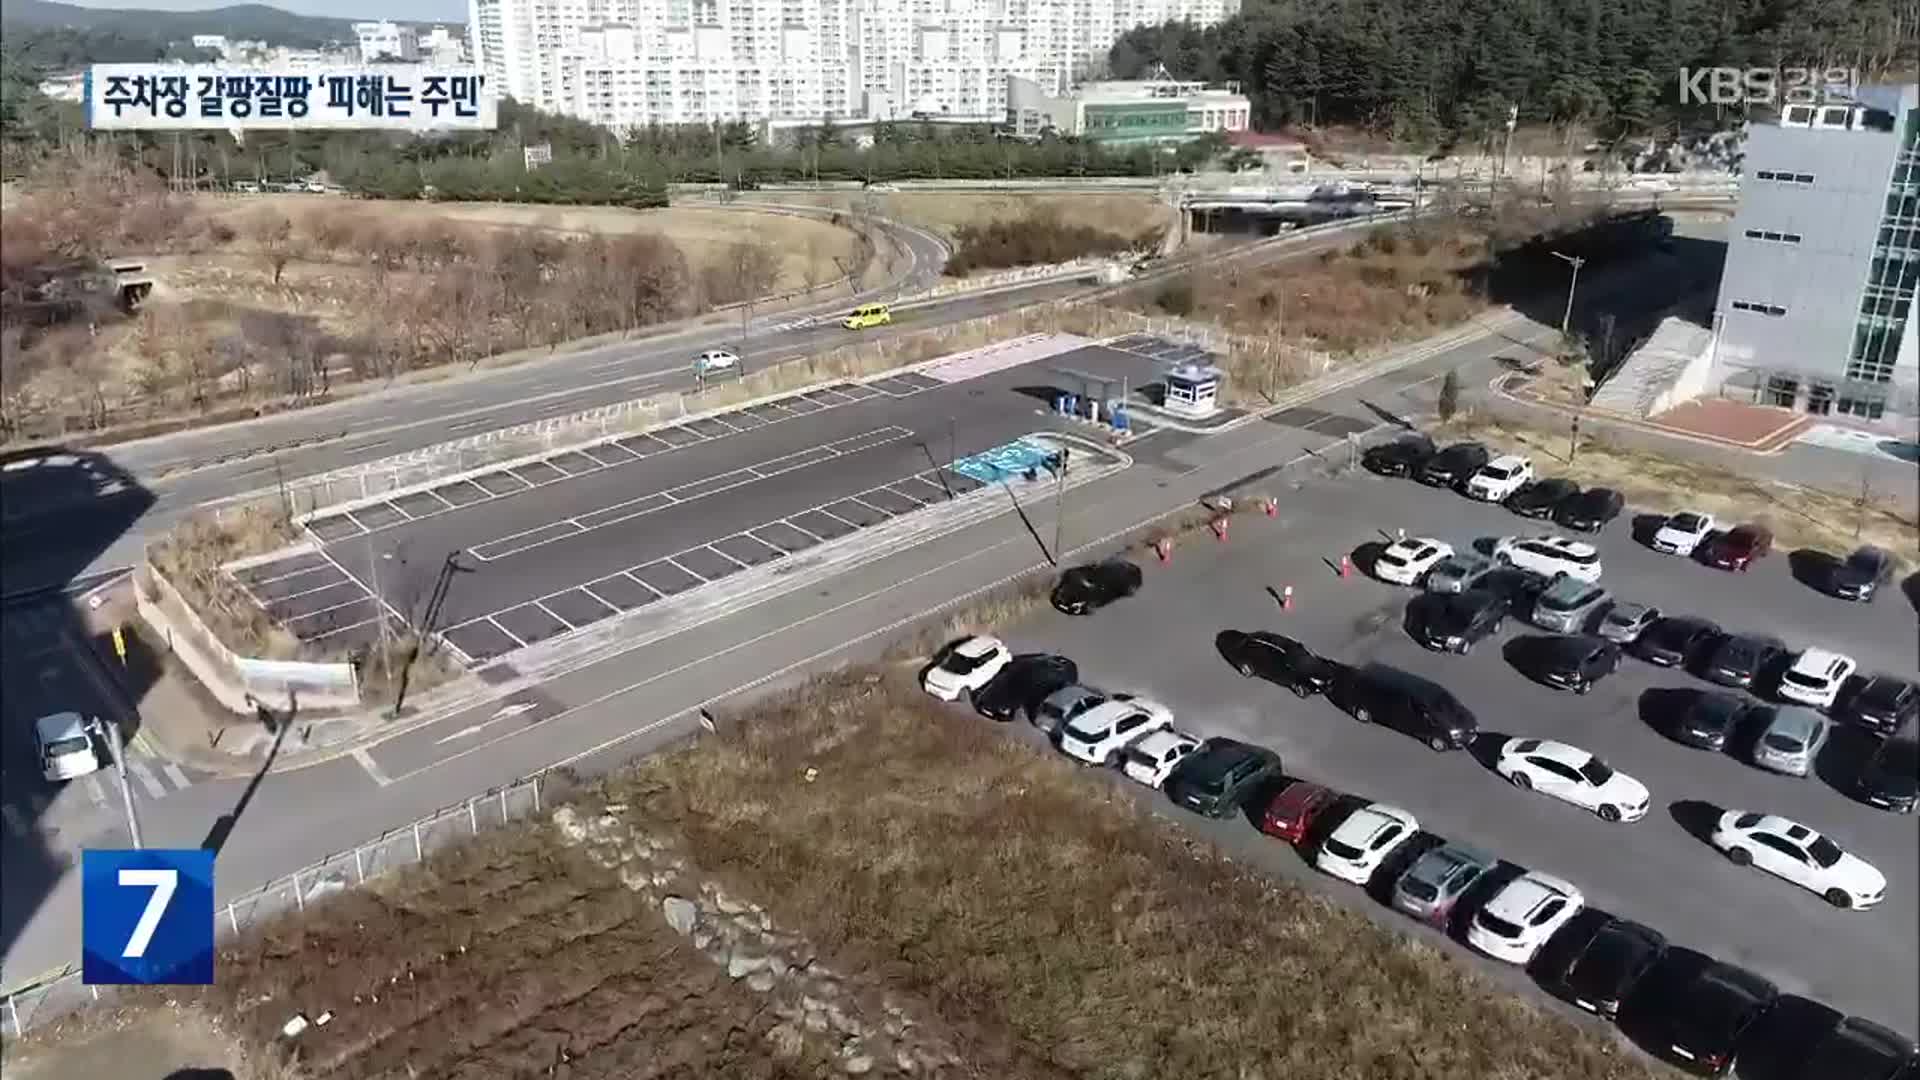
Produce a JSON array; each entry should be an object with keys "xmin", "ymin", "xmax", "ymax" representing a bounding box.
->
[
  {"xmin": 1822, "ymin": 544, "xmax": 1896, "ymax": 602},
  {"xmin": 1786, "ymin": 1016, "xmax": 1919, "ymax": 1080},
  {"xmin": 1406, "ymin": 588, "xmax": 1509, "ymax": 653},
  {"xmin": 1654, "ymin": 961, "xmax": 1778, "ymax": 1077},
  {"xmin": 1519, "ymin": 635, "xmax": 1621, "ymax": 694},
  {"xmin": 1362, "ymin": 432, "xmax": 1437, "ymax": 477},
  {"xmin": 1554, "ymin": 916, "xmax": 1667, "ymax": 1019},
  {"xmin": 1050, "ymin": 558, "xmax": 1143, "ymax": 615},
  {"xmin": 1856, "ymin": 737, "xmax": 1918, "ymax": 814},
  {"xmin": 1506, "ymin": 477, "xmax": 1580, "ymax": 519},
  {"xmin": 973, "ymin": 653, "xmax": 1079, "ymax": 722},
  {"xmin": 1845, "ymin": 674, "xmax": 1918, "ymax": 736},
  {"xmin": 1556, "ymin": 487, "xmax": 1625, "ymax": 532},
  {"xmin": 1416, "ymin": 441, "xmax": 1491, "ymax": 488},
  {"xmin": 1478, "ymin": 566, "xmax": 1552, "ymax": 613},
  {"xmin": 1217, "ymin": 631, "xmax": 1336, "ymax": 697},
  {"xmin": 1702, "ymin": 633, "xmax": 1786, "ymax": 690},
  {"xmin": 1635, "ymin": 616, "xmax": 1723, "ymax": 668},
  {"xmin": 1666, "ymin": 690, "xmax": 1763, "ymax": 752}
]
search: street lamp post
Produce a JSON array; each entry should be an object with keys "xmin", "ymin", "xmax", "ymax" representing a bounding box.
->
[{"xmin": 1550, "ymin": 249, "xmax": 1586, "ymax": 337}]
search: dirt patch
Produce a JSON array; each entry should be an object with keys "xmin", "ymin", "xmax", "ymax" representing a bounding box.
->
[
  {"xmin": 1443, "ymin": 412, "xmax": 1918, "ymax": 570},
  {"xmin": 745, "ymin": 190, "xmax": 1176, "ymax": 251},
  {"xmin": 2, "ymin": 1003, "xmax": 271, "ymax": 1080}
]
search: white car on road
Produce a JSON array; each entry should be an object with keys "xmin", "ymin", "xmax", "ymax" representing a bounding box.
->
[
  {"xmin": 1651, "ymin": 511, "xmax": 1716, "ymax": 557},
  {"xmin": 1469, "ymin": 871, "xmax": 1585, "ymax": 965},
  {"xmin": 692, "ymin": 349, "xmax": 742, "ymax": 377},
  {"xmin": 34, "ymin": 711, "xmax": 103, "ymax": 782},
  {"xmin": 1058, "ymin": 698, "xmax": 1174, "ymax": 765},
  {"xmin": 1710, "ymin": 811, "xmax": 1886, "ymax": 909},
  {"xmin": 922, "ymin": 635, "xmax": 1011, "ymax": 701},
  {"xmin": 1493, "ymin": 535, "xmax": 1603, "ymax": 583},
  {"xmin": 1315, "ymin": 803, "xmax": 1420, "ymax": 885},
  {"xmin": 1374, "ymin": 538, "xmax": 1454, "ymax": 586},
  {"xmin": 1496, "ymin": 738, "xmax": 1651, "ymax": 822},
  {"xmin": 1465, "ymin": 455, "xmax": 1535, "ymax": 502},
  {"xmin": 1120, "ymin": 728, "xmax": 1202, "ymax": 788},
  {"xmin": 1777, "ymin": 648, "xmax": 1856, "ymax": 711}
]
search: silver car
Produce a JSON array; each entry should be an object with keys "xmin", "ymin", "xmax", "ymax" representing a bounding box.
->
[
  {"xmin": 1034, "ymin": 685, "xmax": 1129, "ymax": 736},
  {"xmin": 1529, "ymin": 578, "xmax": 1612, "ymax": 634},
  {"xmin": 1597, "ymin": 601, "xmax": 1660, "ymax": 644},
  {"xmin": 1391, "ymin": 842, "xmax": 1498, "ymax": 929},
  {"xmin": 1425, "ymin": 553, "xmax": 1495, "ymax": 595},
  {"xmin": 1751, "ymin": 706, "xmax": 1830, "ymax": 777}
]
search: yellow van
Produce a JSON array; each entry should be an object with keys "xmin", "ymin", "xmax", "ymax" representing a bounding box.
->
[{"xmin": 842, "ymin": 303, "xmax": 892, "ymax": 330}]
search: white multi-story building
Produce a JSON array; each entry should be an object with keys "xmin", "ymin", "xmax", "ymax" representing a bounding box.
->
[
  {"xmin": 423, "ymin": 25, "xmax": 469, "ymax": 63},
  {"xmin": 355, "ymin": 21, "xmax": 422, "ymax": 62},
  {"xmin": 466, "ymin": 0, "xmax": 1236, "ymax": 129}
]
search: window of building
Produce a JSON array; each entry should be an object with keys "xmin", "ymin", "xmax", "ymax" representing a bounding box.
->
[
  {"xmin": 1731, "ymin": 300, "xmax": 1788, "ymax": 317},
  {"xmin": 1743, "ymin": 229, "xmax": 1802, "ymax": 244},
  {"xmin": 1837, "ymin": 392, "xmax": 1888, "ymax": 420}
]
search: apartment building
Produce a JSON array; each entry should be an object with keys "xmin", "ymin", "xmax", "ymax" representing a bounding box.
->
[
  {"xmin": 1713, "ymin": 83, "xmax": 1918, "ymax": 424},
  {"xmin": 355, "ymin": 21, "xmax": 422, "ymax": 62},
  {"xmin": 465, "ymin": 0, "xmax": 1237, "ymax": 129}
]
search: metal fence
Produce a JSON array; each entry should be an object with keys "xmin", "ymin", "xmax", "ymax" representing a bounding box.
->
[{"xmin": 0, "ymin": 774, "xmax": 546, "ymax": 1041}]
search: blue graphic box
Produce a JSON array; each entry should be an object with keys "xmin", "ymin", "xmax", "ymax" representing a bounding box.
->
[{"xmin": 82, "ymin": 848, "xmax": 215, "ymax": 985}]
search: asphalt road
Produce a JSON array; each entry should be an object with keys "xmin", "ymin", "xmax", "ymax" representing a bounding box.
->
[{"xmin": 0, "ymin": 221, "xmax": 1748, "ymax": 1004}]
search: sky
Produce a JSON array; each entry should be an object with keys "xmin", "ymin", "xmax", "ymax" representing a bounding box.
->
[{"xmin": 58, "ymin": 0, "xmax": 469, "ymax": 21}]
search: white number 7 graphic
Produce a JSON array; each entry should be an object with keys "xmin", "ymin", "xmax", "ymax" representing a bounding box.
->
[{"xmin": 118, "ymin": 868, "xmax": 178, "ymax": 959}]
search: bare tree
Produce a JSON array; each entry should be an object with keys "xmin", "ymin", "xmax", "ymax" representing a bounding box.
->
[
  {"xmin": 248, "ymin": 211, "xmax": 296, "ymax": 286},
  {"xmin": 610, "ymin": 232, "xmax": 690, "ymax": 329}
]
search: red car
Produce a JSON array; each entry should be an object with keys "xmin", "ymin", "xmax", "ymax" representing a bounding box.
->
[
  {"xmin": 1259, "ymin": 780, "xmax": 1337, "ymax": 844},
  {"xmin": 1707, "ymin": 523, "xmax": 1773, "ymax": 571}
]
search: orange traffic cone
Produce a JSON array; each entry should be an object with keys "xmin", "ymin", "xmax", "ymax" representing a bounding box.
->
[
  {"xmin": 1340, "ymin": 554, "xmax": 1352, "ymax": 579},
  {"xmin": 1155, "ymin": 537, "xmax": 1171, "ymax": 563},
  {"xmin": 1264, "ymin": 497, "xmax": 1277, "ymax": 517},
  {"xmin": 1211, "ymin": 516, "xmax": 1229, "ymax": 541},
  {"xmin": 1282, "ymin": 585, "xmax": 1294, "ymax": 611}
]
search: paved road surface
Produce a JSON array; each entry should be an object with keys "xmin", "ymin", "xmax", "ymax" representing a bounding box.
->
[{"xmin": 0, "ymin": 231, "xmax": 1736, "ymax": 997}]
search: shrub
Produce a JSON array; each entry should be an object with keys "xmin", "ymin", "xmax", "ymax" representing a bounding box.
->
[
  {"xmin": 1438, "ymin": 368, "xmax": 1461, "ymax": 421},
  {"xmin": 1153, "ymin": 280, "xmax": 1195, "ymax": 316}
]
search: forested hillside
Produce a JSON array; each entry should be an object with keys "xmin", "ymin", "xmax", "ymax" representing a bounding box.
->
[{"xmin": 1110, "ymin": 0, "xmax": 1919, "ymax": 142}]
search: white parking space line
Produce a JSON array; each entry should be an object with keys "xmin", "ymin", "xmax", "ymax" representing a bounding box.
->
[
  {"xmin": 846, "ymin": 496, "xmax": 890, "ymax": 516},
  {"xmin": 704, "ymin": 545, "xmax": 749, "ymax": 569},
  {"xmin": 270, "ymin": 576, "xmax": 362, "ymax": 604},
  {"xmin": 534, "ymin": 600, "xmax": 576, "ymax": 630},
  {"xmin": 621, "ymin": 570, "xmax": 663, "ymax": 596},
  {"xmin": 308, "ymin": 614, "xmax": 385, "ymax": 642},
  {"xmin": 249, "ymin": 563, "xmax": 335, "ymax": 588},
  {"xmin": 666, "ymin": 556, "xmax": 708, "ymax": 583},
  {"xmin": 489, "ymin": 616, "xmax": 528, "ymax": 648},
  {"xmin": 126, "ymin": 759, "xmax": 167, "ymax": 799},
  {"xmin": 579, "ymin": 583, "xmax": 621, "ymax": 611},
  {"xmin": 447, "ymin": 418, "xmax": 490, "ymax": 432},
  {"xmin": 784, "ymin": 520, "xmax": 825, "ymax": 541},
  {"xmin": 352, "ymin": 747, "xmax": 394, "ymax": 786},
  {"xmin": 285, "ymin": 595, "xmax": 378, "ymax": 623},
  {"xmin": 161, "ymin": 762, "xmax": 191, "ymax": 790},
  {"xmin": 339, "ymin": 512, "xmax": 375, "ymax": 536},
  {"xmin": 1, "ymin": 804, "xmax": 26, "ymax": 838},
  {"xmin": 84, "ymin": 775, "xmax": 108, "ymax": 807},
  {"xmin": 703, "ymin": 414, "xmax": 745, "ymax": 432}
]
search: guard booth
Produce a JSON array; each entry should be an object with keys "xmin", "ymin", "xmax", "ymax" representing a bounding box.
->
[{"xmin": 1163, "ymin": 363, "xmax": 1224, "ymax": 419}]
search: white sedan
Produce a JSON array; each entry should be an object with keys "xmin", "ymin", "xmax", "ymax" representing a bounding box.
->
[
  {"xmin": 1651, "ymin": 510, "xmax": 1716, "ymax": 556},
  {"xmin": 1777, "ymin": 647, "xmax": 1857, "ymax": 711},
  {"xmin": 1373, "ymin": 538, "xmax": 1454, "ymax": 586},
  {"xmin": 1058, "ymin": 698, "xmax": 1174, "ymax": 766},
  {"xmin": 1314, "ymin": 803, "xmax": 1420, "ymax": 885},
  {"xmin": 1710, "ymin": 811, "xmax": 1886, "ymax": 909},
  {"xmin": 1492, "ymin": 535, "xmax": 1603, "ymax": 583},
  {"xmin": 1468, "ymin": 871, "xmax": 1585, "ymax": 965},
  {"xmin": 692, "ymin": 349, "xmax": 742, "ymax": 376},
  {"xmin": 1120, "ymin": 728, "xmax": 1202, "ymax": 788},
  {"xmin": 1495, "ymin": 738, "xmax": 1650, "ymax": 822},
  {"xmin": 921, "ymin": 635, "xmax": 1011, "ymax": 702}
]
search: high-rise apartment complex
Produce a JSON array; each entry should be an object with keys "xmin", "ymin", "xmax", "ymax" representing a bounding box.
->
[
  {"xmin": 1713, "ymin": 83, "xmax": 1918, "ymax": 423},
  {"xmin": 355, "ymin": 21, "xmax": 422, "ymax": 62},
  {"xmin": 465, "ymin": 0, "xmax": 1237, "ymax": 129}
]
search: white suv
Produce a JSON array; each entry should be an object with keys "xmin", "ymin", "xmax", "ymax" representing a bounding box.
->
[
  {"xmin": 1469, "ymin": 872, "xmax": 1586, "ymax": 965},
  {"xmin": 1777, "ymin": 648, "xmax": 1856, "ymax": 710},
  {"xmin": 922, "ymin": 635, "xmax": 1011, "ymax": 701},
  {"xmin": 1465, "ymin": 455, "xmax": 1535, "ymax": 502},
  {"xmin": 1059, "ymin": 699, "xmax": 1175, "ymax": 766},
  {"xmin": 35, "ymin": 711, "xmax": 103, "ymax": 782},
  {"xmin": 1493, "ymin": 535, "xmax": 1603, "ymax": 583},
  {"xmin": 1651, "ymin": 511, "xmax": 1716, "ymax": 557}
]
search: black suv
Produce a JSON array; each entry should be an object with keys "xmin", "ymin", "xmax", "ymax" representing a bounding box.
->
[
  {"xmin": 1856, "ymin": 737, "xmax": 1918, "ymax": 814},
  {"xmin": 1654, "ymin": 961, "xmax": 1778, "ymax": 1077},
  {"xmin": 1416, "ymin": 441, "xmax": 1491, "ymax": 489},
  {"xmin": 1217, "ymin": 631, "xmax": 1335, "ymax": 696},
  {"xmin": 1362, "ymin": 432, "xmax": 1436, "ymax": 477},
  {"xmin": 1703, "ymin": 633, "xmax": 1786, "ymax": 690},
  {"xmin": 1667, "ymin": 690, "xmax": 1763, "ymax": 752},
  {"xmin": 1845, "ymin": 675, "xmax": 1917, "ymax": 736},
  {"xmin": 1163, "ymin": 738, "xmax": 1283, "ymax": 819},
  {"xmin": 1823, "ymin": 544, "xmax": 1895, "ymax": 602},
  {"xmin": 1506, "ymin": 477, "xmax": 1580, "ymax": 518},
  {"xmin": 1636, "ymin": 615, "xmax": 1723, "ymax": 668},
  {"xmin": 1521, "ymin": 635, "xmax": 1620, "ymax": 694},
  {"xmin": 1554, "ymin": 917, "xmax": 1667, "ymax": 1019},
  {"xmin": 1555, "ymin": 487, "xmax": 1625, "ymax": 532},
  {"xmin": 973, "ymin": 654, "xmax": 1079, "ymax": 722},
  {"xmin": 1327, "ymin": 663, "xmax": 1478, "ymax": 752},
  {"xmin": 1051, "ymin": 559, "xmax": 1143, "ymax": 615},
  {"xmin": 1406, "ymin": 588, "xmax": 1509, "ymax": 653},
  {"xmin": 1787, "ymin": 1016, "xmax": 1919, "ymax": 1080}
]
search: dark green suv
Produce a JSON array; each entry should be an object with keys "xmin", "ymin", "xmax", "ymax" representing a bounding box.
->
[{"xmin": 1164, "ymin": 738, "xmax": 1282, "ymax": 819}]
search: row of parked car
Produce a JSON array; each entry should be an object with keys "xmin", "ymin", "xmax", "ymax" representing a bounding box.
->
[
  {"xmin": 1363, "ymin": 431, "xmax": 1902, "ymax": 602},
  {"xmin": 915, "ymin": 621, "xmax": 1917, "ymax": 1079}
]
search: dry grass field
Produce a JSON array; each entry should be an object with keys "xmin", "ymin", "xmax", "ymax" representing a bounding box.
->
[
  {"xmin": 13, "ymin": 667, "xmax": 1685, "ymax": 1080},
  {"xmin": 744, "ymin": 190, "xmax": 1176, "ymax": 247}
]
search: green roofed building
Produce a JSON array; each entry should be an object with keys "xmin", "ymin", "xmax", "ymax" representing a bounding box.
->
[{"xmin": 1007, "ymin": 75, "xmax": 1250, "ymax": 146}]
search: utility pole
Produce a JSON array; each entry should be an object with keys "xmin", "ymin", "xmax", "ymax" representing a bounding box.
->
[
  {"xmin": 1551, "ymin": 250, "xmax": 1585, "ymax": 336},
  {"xmin": 947, "ymin": 417, "xmax": 957, "ymax": 498},
  {"xmin": 104, "ymin": 717, "xmax": 142, "ymax": 848},
  {"xmin": 1051, "ymin": 446, "xmax": 1070, "ymax": 561},
  {"xmin": 391, "ymin": 551, "xmax": 462, "ymax": 718}
]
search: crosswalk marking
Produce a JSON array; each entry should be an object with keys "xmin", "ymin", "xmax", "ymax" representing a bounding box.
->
[
  {"xmin": 161, "ymin": 762, "xmax": 191, "ymax": 789},
  {"xmin": 1, "ymin": 804, "xmax": 26, "ymax": 838},
  {"xmin": 126, "ymin": 759, "xmax": 166, "ymax": 799},
  {"xmin": 84, "ymin": 775, "xmax": 108, "ymax": 807}
]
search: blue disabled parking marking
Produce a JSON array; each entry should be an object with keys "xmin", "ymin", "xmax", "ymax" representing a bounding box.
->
[{"xmin": 952, "ymin": 438, "xmax": 1057, "ymax": 484}]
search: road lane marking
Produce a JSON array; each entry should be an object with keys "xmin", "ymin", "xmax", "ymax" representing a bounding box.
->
[
  {"xmin": 161, "ymin": 762, "xmax": 191, "ymax": 790},
  {"xmin": 436, "ymin": 702, "xmax": 538, "ymax": 745},
  {"xmin": 352, "ymin": 747, "xmax": 394, "ymax": 786},
  {"xmin": 84, "ymin": 775, "xmax": 108, "ymax": 807},
  {"xmin": 126, "ymin": 759, "xmax": 166, "ymax": 799}
]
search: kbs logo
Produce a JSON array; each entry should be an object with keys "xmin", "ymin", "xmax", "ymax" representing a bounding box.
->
[{"xmin": 1678, "ymin": 67, "xmax": 1859, "ymax": 107}]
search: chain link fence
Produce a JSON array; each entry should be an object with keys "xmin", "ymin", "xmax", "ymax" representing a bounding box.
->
[{"xmin": 0, "ymin": 775, "xmax": 546, "ymax": 1041}]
